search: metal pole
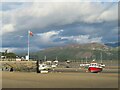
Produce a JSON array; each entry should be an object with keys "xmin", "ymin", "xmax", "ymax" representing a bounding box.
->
[{"xmin": 28, "ymin": 31, "xmax": 29, "ymax": 61}]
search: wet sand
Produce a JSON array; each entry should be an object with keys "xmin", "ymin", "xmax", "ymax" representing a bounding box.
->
[{"xmin": 2, "ymin": 71, "xmax": 118, "ymax": 88}]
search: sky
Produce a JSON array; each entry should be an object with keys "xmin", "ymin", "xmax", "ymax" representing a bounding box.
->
[{"xmin": 0, "ymin": 1, "xmax": 119, "ymax": 53}]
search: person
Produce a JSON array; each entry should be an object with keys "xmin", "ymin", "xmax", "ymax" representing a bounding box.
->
[
  {"xmin": 10, "ymin": 67, "xmax": 13, "ymax": 72},
  {"xmin": 36, "ymin": 60, "xmax": 40, "ymax": 73}
]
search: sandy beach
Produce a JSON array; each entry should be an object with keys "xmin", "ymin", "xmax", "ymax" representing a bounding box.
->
[{"xmin": 2, "ymin": 71, "xmax": 118, "ymax": 88}]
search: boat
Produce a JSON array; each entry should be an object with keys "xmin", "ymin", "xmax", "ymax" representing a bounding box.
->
[
  {"xmin": 39, "ymin": 63, "xmax": 51, "ymax": 71},
  {"xmin": 88, "ymin": 62, "xmax": 103, "ymax": 73},
  {"xmin": 100, "ymin": 63, "xmax": 105, "ymax": 68},
  {"xmin": 36, "ymin": 56, "xmax": 59, "ymax": 73}
]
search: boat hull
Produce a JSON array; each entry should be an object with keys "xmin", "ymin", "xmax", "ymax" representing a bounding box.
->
[{"xmin": 88, "ymin": 67, "xmax": 102, "ymax": 73}]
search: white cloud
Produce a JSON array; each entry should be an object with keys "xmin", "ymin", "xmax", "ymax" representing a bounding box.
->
[
  {"xmin": 61, "ymin": 35, "xmax": 102, "ymax": 44},
  {"xmin": 35, "ymin": 30, "xmax": 63, "ymax": 45},
  {"xmin": 1, "ymin": 47, "xmax": 17, "ymax": 52},
  {"xmin": 98, "ymin": 4, "xmax": 118, "ymax": 22},
  {"xmin": 1, "ymin": 0, "xmax": 119, "ymax": 2},
  {"xmin": 2, "ymin": 24, "xmax": 15, "ymax": 34},
  {"xmin": 1, "ymin": 2, "xmax": 118, "ymax": 52},
  {"xmin": 1, "ymin": 47, "xmax": 28, "ymax": 53},
  {"xmin": 36, "ymin": 30, "xmax": 102, "ymax": 45},
  {"xmin": 2, "ymin": 2, "xmax": 118, "ymax": 35}
]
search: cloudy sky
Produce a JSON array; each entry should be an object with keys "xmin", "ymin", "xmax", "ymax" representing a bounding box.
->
[{"xmin": 0, "ymin": 1, "xmax": 119, "ymax": 53}]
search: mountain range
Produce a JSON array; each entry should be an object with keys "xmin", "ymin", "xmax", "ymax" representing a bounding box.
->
[
  {"xmin": 30, "ymin": 43, "xmax": 118, "ymax": 61},
  {"xmin": 105, "ymin": 42, "xmax": 120, "ymax": 47}
]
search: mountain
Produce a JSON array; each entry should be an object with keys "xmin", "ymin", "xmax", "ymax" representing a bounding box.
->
[
  {"xmin": 105, "ymin": 42, "xmax": 120, "ymax": 47},
  {"xmin": 32, "ymin": 43, "xmax": 118, "ymax": 61}
]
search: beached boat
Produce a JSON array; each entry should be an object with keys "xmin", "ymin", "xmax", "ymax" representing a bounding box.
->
[{"xmin": 88, "ymin": 62, "xmax": 102, "ymax": 73}]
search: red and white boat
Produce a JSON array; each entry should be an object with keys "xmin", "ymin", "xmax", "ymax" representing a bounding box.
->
[{"xmin": 88, "ymin": 62, "xmax": 103, "ymax": 73}]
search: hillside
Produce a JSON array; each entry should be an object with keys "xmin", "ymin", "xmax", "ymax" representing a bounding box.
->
[{"xmin": 32, "ymin": 43, "xmax": 118, "ymax": 61}]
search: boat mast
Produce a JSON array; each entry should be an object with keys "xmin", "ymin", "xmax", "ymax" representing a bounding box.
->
[
  {"xmin": 86, "ymin": 56, "xmax": 88, "ymax": 63},
  {"xmin": 44, "ymin": 56, "xmax": 46, "ymax": 61},
  {"xmin": 56, "ymin": 56, "xmax": 58, "ymax": 61},
  {"xmin": 100, "ymin": 52, "xmax": 102, "ymax": 63}
]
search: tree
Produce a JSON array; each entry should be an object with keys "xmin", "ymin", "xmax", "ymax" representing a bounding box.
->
[{"xmin": 6, "ymin": 52, "xmax": 16, "ymax": 59}]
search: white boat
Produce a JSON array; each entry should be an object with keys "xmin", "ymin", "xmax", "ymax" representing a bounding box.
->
[
  {"xmin": 39, "ymin": 63, "xmax": 51, "ymax": 71},
  {"xmin": 88, "ymin": 62, "xmax": 103, "ymax": 73},
  {"xmin": 100, "ymin": 63, "xmax": 106, "ymax": 68}
]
